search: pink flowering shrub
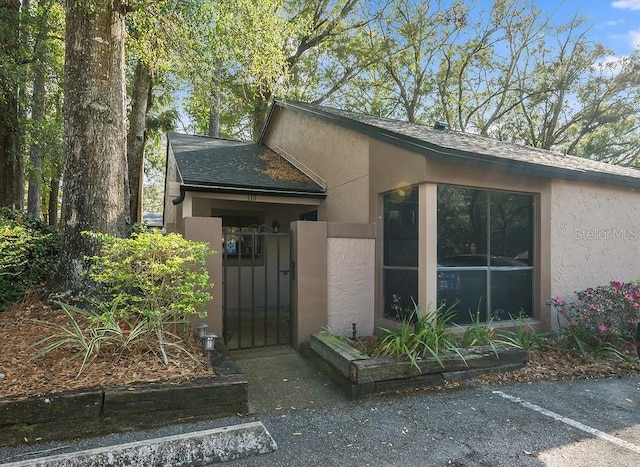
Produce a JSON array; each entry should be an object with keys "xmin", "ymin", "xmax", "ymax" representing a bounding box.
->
[{"xmin": 549, "ymin": 281, "xmax": 640, "ymax": 337}]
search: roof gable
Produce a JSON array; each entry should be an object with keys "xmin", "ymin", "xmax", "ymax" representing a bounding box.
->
[
  {"xmin": 271, "ymin": 101, "xmax": 640, "ymax": 189},
  {"xmin": 168, "ymin": 132, "xmax": 324, "ymax": 195}
]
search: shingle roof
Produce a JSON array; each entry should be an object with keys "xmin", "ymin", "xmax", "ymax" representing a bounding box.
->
[
  {"xmin": 272, "ymin": 101, "xmax": 640, "ymax": 188},
  {"xmin": 168, "ymin": 132, "xmax": 325, "ymax": 196}
]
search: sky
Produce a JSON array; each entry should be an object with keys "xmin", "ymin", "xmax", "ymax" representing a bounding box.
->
[{"xmin": 534, "ymin": 0, "xmax": 640, "ymax": 56}]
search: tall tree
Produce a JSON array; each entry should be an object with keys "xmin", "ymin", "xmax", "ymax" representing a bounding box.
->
[
  {"xmin": 0, "ymin": 0, "xmax": 23, "ymax": 209},
  {"xmin": 58, "ymin": 0, "xmax": 129, "ymax": 286},
  {"xmin": 182, "ymin": 0, "xmax": 291, "ymax": 140},
  {"xmin": 26, "ymin": 0, "xmax": 54, "ymax": 217},
  {"xmin": 512, "ymin": 16, "xmax": 640, "ymax": 158}
]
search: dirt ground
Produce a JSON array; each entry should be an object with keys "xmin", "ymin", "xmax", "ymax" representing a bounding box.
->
[
  {"xmin": 0, "ymin": 298, "xmax": 213, "ymax": 398},
  {"xmin": 0, "ymin": 299, "xmax": 638, "ymax": 399}
]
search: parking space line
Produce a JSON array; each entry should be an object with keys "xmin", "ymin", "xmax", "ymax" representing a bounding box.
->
[{"xmin": 492, "ymin": 390, "xmax": 640, "ymax": 455}]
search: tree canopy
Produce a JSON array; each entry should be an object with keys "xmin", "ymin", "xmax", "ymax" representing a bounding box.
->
[{"xmin": 1, "ymin": 0, "xmax": 639, "ymax": 283}]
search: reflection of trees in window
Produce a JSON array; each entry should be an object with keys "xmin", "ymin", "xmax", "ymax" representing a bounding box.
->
[
  {"xmin": 437, "ymin": 186, "xmax": 534, "ymax": 323},
  {"xmin": 383, "ymin": 187, "xmax": 418, "ymax": 321},
  {"xmin": 437, "ymin": 187, "xmax": 533, "ymax": 263}
]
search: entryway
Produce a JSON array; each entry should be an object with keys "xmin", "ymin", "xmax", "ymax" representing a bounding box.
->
[{"xmin": 222, "ymin": 230, "xmax": 292, "ymax": 350}]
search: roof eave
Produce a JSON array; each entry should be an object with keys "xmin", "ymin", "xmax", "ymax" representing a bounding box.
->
[
  {"xmin": 173, "ymin": 183, "xmax": 326, "ymax": 204},
  {"xmin": 274, "ymin": 100, "xmax": 640, "ymax": 190}
]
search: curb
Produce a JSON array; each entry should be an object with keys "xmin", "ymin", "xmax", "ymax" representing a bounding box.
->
[{"xmin": 1, "ymin": 421, "xmax": 277, "ymax": 467}]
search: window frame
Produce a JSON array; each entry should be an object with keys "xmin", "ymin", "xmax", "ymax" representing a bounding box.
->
[{"xmin": 436, "ymin": 185, "xmax": 535, "ymax": 323}]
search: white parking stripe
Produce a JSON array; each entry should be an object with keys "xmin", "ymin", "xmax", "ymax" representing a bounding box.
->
[{"xmin": 492, "ymin": 390, "xmax": 640, "ymax": 455}]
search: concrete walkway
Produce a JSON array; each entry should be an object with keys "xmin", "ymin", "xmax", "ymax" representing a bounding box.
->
[{"xmin": 230, "ymin": 346, "xmax": 349, "ymax": 414}]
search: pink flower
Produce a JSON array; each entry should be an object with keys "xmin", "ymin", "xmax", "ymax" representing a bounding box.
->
[
  {"xmin": 611, "ymin": 281, "xmax": 622, "ymax": 289},
  {"xmin": 554, "ymin": 296, "xmax": 565, "ymax": 305},
  {"xmin": 598, "ymin": 324, "xmax": 607, "ymax": 332},
  {"xmin": 588, "ymin": 304, "xmax": 596, "ymax": 310}
]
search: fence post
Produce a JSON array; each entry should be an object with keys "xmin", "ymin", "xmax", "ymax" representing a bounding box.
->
[
  {"xmin": 290, "ymin": 221, "xmax": 328, "ymax": 349},
  {"xmin": 183, "ymin": 217, "xmax": 223, "ymax": 337}
]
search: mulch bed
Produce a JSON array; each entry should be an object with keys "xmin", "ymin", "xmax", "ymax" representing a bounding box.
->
[
  {"xmin": 1, "ymin": 299, "xmax": 638, "ymax": 399},
  {"xmin": 0, "ymin": 297, "xmax": 213, "ymax": 398},
  {"xmin": 344, "ymin": 334, "xmax": 639, "ymax": 385}
]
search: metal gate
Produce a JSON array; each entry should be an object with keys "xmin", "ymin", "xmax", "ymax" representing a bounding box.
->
[{"xmin": 222, "ymin": 230, "xmax": 292, "ymax": 350}]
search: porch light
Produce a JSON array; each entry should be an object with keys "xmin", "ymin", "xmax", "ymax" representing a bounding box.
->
[
  {"xmin": 202, "ymin": 333, "xmax": 218, "ymax": 351},
  {"xmin": 196, "ymin": 323, "xmax": 209, "ymax": 338}
]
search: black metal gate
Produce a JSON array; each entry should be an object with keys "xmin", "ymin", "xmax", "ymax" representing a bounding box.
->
[{"xmin": 222, "ymin": 230, "xmax": 292, "ymax": 350}]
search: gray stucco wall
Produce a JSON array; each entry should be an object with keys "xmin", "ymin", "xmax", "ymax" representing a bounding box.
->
[{"xmin": 550, "ymin": 179, "xmax": 640, "ymax": 325}]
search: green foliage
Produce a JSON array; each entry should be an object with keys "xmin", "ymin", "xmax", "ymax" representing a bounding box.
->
[
  {"xmin": 0, "ymin": 208, "xmax": 60, "ymax": 311},
  {"xmin": 459, "ymin": 311, "xmax": 498, "ymax": 355},
  {"xmin": 85, "ymin": 229, "xmax": 212, "ymax": 323},
  {"xmin": 32, "ymin": 229, "xmax": 213, "ymax": 370},
  {"xmin": 32, "ymin": 301, "xmax": 157, "ymax": 376},
  {"xmin": 549, "ymin": 281, "xmax": 640, "ymax": 338},
  {"xmin": 377, "ymin": 301, "xmax": 463, "ymax": 371},
  {"xmin": 555, "ymin": 324, "xmax": 632, "ymax": 363},
  {"xmin": 495, "ymin": 315, "xmax": 551, "ymax": 351}
]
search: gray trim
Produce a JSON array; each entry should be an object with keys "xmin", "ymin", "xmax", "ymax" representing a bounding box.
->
[{"xmin": 174, "ymin": 183, "xmax": 326, "ymax": 205}]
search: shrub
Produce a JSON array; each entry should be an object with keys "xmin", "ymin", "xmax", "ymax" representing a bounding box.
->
[
  {"xmin": 549, "ymin": 281, "xmax": 640, "ymax": 362},
  {"xmin": 549, "ymin": 281, "xmax": 640, "ymax": 338},
  {"xmin": 85, "ymin": 229, "xmax": 213, "ymax": 364},
  {"xmin": 33, "ymin": 229, "xmax": 213, "ymax": 369},
  {"xmin": 0, "ymin": 208, "xmax": 60, "ymax": 311},
  {"xmin": 377, "ymin": 300, "xmax": 463, "ymax": 370},
  {"xmin": 85, "ymin": 229, "xmax": 212, "ymax": 322}
]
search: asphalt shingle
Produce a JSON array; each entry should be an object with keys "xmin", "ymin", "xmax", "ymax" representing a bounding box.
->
[
  {"xmin": 276, "ymin": 101, "xmax": 640, "ymax": 187},
  {"xmin": 168, "ymin": 133, "xmax": 324, "ymax": 194}
]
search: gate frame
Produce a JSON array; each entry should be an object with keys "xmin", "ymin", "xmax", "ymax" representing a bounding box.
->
[{"xmin": 221, "ymin": 229, "xmax": 293, "ymax": 350}]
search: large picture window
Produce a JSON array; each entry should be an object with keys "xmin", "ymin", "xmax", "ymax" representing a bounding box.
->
[
  {"xmin": 382, "ymin": 187, "xmax": 418, "ymax": 321},
  {"xmin": 437, "ymin": 186, "xmax": 534, "ymax": 324}
]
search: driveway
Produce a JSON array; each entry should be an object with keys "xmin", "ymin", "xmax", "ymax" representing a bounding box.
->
[
  {"xmin": 219, "ymin": 375, "xmax": 640, "ymax": 466},
  {"xmin": 1, "ymin": 348, "xmax": 638, "ymax": 466}
]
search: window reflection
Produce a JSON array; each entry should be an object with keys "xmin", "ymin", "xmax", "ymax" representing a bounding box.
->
[
  {"xmin": 437, "ymin": 186, "xmax": 534, "ymax": 323},
  {"xmin": 383, "ymin": 187, "xmax": 418, "ymax": 321}
]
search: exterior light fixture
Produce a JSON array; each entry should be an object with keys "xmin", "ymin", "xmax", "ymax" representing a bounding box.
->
[
  {"xmin": 202, "ymin": 333, "xmax": 218, "ymax": 352},
  {"xmin": 196, "ymin": 323, "xmax": 209, "ymax": 338}
]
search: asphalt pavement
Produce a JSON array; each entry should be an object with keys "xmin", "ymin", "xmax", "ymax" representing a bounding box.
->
[{"xmin": 1, "ymin": 347, "xmax": 639, "ymax": 466}]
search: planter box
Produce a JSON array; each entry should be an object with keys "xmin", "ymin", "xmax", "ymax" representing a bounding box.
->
[
  {"xmin": 0, "ymin": 356, "xmax": 248, "ymax": 447},
  {"xmin": 310, "ymin": 332, "xmax": 528, "ymax": 398}
]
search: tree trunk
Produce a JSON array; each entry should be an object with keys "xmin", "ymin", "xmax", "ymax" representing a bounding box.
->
[
  {"xmin": 47, "ymin": 161, "xmax": 61, "ymax": 228},
  {"xmin": 27, "ymin": 1, "xmax": 49, "ymax": 218},
  {"xmin": 207, "ymin": 95, "xmax": 220, "ymax": 138},
  {"xmin": 252, "ymin": 94, "xmax": 271, "ymax": 142},
  {"xmin": 126, "ymin": 59, "xmax": 153, "ymax": 224},
  {"xmin": 207, "ymin": 60, "xmax": 222, "ymax": 138},
  {"xmin": 0, "ymin": 0, "xmax": 23, "ymax": 209},
  {"xmin": 58, "ymin": 0, "xmax": 129, "ymax": 287}
]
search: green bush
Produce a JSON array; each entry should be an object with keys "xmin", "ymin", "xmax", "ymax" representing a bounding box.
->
[
  {"xmin": 377, "ymin": 300, "xmax": 463, "ymax": 370},
  {"xmin": 33, "ymin": 229, "xmax": 214, "ymax": 370},
  {"xmin": 549, "ymin": 282, "xmax": 639, "ymax": 361},
  {"xmin": 0, "ymin": 208, "xmax": 60, "ymax": 311},
  {"xmin": 85, "ymin": 229, "xmax": 212, "ymax": 322},
  {"xmin": 84, "ymin": 229, "xmax": 213, "ymax": 364}
]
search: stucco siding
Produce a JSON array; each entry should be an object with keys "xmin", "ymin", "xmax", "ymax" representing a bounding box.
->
[
  {"xmin": 326, "ymin": 237, "xmax": 376, "ymax": 337},
  {"xmin": 264, "ymin": 107, "xmax": 369, "ymax": 222},
  {"xmin": 550, "ymin": 180, "xmax": 640, "ymax": 323},
  {"xmin": 163, "ymin": 148, "xmax": 180, "ymax": 226}
]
